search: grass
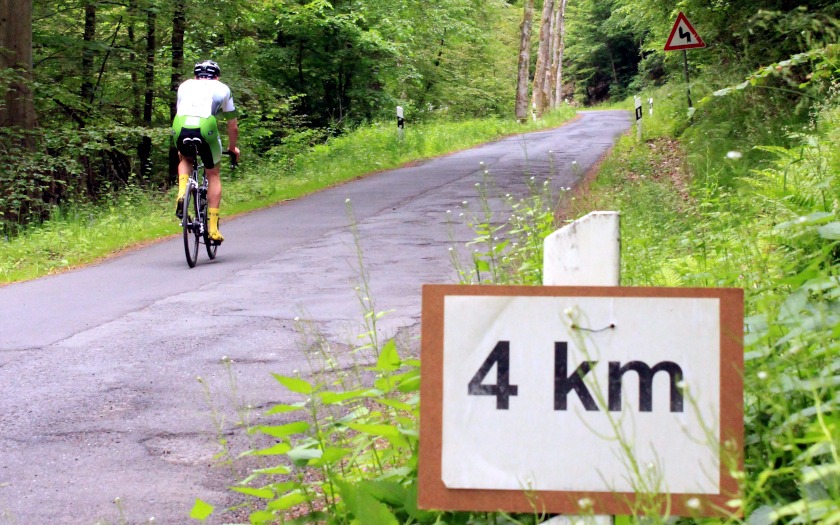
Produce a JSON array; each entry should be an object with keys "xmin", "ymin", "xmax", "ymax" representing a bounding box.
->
[
  {"xmin": 567, "ymin": 78, "xmax": 840, "ymax": 521},
  {"xmin": 0, "ymin": 107, "xmax": 576, "ymax": 285}
]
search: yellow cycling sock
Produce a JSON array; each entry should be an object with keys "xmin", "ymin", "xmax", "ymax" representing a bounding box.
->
[
  {"xmin": 177, "ymin": 173, "xmax": 189, "ymax": 200},
  {"xmin": 208, "ymin": 208, "xmax": 223, "ymax": 241},
  {"xmin": 208, "ymin": 208, "xmax": 220, "ymax": 232}
]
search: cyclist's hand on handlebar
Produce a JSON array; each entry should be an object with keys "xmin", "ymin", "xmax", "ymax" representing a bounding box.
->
[{"xmin": 225, "ymin": 146, "xmax": 240, "ymax": 168}]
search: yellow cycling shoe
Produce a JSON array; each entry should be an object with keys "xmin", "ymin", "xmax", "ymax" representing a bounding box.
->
[
  {"xmin": 209, "ymin": 229, "xmax": 224, "ymax": 243},
  {"xmin": 175, "ymin": 197, "xmax": 184, "ymax": 219}
]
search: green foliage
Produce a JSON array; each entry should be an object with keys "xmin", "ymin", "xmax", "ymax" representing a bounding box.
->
[
  {"xmin": 3, "ymin": 0, "xmax": 528, "ymax": 233},
  {"xmin": 574, "ymin": 69, "xmax": 840, "ymax": 520},
  {"xmin": 564, "ymin": 0, "xmax": 642, "ymax": 103},
  {"xmin": 563, "ymin": 1, "xmax": 840, "ymax": 105}
]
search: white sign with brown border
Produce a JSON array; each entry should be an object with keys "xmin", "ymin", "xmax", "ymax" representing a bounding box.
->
[{"xmin": 419, "ymin": 285, "xmax": 743, "ymax": 517}]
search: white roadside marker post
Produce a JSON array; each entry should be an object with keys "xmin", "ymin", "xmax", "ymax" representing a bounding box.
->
[
  {"xmin": 649, "ymin": 97, "xmax": 653, "ymax": 117},
  {"xmin": 634, "ymin": 96, "xmax": 643, "ymax": 142},
  {"xmin": 397, "ymin": 105, "xmax": 405, "ymax": 140},
  {"xmin": 541, "ymin": 210, "xmax": 619, "ymax": 525}
]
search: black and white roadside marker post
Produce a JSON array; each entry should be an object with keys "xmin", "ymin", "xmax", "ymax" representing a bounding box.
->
[
  {"xmin": 397, "ymin": 106, "xmax": 405, "ymax": 140},
  {"xmin": 664, "ymin": 12, "xmax": 706, "ymax": 116},
  {"xmin": 635, "ymin": 96, "xmax": 643, "ymax": 141},
  {"xmin": 649, "ymin": 97, "xmax": 654, "ymax": 116},
  {"xmin": 419, "ymin": 211, "xmax": 745, "ymax": 520}
]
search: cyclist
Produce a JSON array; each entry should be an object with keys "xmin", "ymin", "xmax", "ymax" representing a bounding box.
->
[{"xmin": 172, "ymin": 59, "xmax": 240, "ymax": 243}]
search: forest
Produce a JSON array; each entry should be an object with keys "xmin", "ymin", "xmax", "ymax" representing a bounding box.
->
[{"xmin": 2, "ymin": 0, "xmax": 835, "ymax": 238}]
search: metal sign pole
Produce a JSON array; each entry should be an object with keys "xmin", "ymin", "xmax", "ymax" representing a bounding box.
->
[{"xmin": 683, "ymin": 50, "xmax": 692, "ymax": 109}]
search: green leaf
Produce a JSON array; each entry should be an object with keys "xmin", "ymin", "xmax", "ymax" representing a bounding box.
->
[
  {"xmin": 249, "ymin": 510, "xmax": 277, "ymax": 524},
  {"xmin": 189, "ymin": 498, "xmax": 214, "ymax": 520},
  {"xmin": 252, "ymin": 465, "xmax": 292, "ymax": 476},
  {"xmin": 308, "ymin": 446, "xmax": 352, "ymax": 466},
  {"xmin": 319, "ymin": 388, "xmax": 378, "ymax": 405},
  {"xmin": 375, "ymin": 397, "xmax": 414, "ymax": 412},
  {"xmin": 337, "ymin": 481, "xmax": 400, "ymax": 525},
  {"xmin": 398, "ymin": 375, "xmax": 421, "ymax": 392},
  {"xmin": 287, "ymin": 445, "xmax": 323, "ymax": 466},
  {"xmin": 403, "ymin": 483, "xmax": 437, "ymax": 522},
  {"xmin": 376, "ymin": 339, "xmax": 401, "ymax": 371},
  {"xmin": 245, "ymin": 442, "xmax": 292, "ymax": 456},
  {"xmin": 346, "ymin": 423, "xmax": 410, "ymax": 448},
  {"xmin": 272, "ymin": 373, "xmax": 313, "ymax": 394},
  {"xmin": 375, "ymin": 375, "xmax": 397, "ymax": 393},
  {"xmin": 361, "ymin": 480, "xmax": 406, "ymax": 506},
  {"xmin": 267, "ymin": 490, "xmax": 310, "ymax": 511},
  {"xmin": 474, "ymin": 258, "xmax": 491, "ymax": 272},
  {"xmin": 264, "ymin": 402, "xmax": 305, "ymax": 415},
  {"xmin": 231, "ymin": 486, "xmax": 275, "ymax": 499},
  {"xmin": 251, "ymin": 421, "xmax": 310, "ymax": 438}
]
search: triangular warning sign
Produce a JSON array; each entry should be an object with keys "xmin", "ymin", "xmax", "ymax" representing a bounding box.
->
[{"xmin": 664, "ymin": 12, "xmax": 706, "ymax": 51}]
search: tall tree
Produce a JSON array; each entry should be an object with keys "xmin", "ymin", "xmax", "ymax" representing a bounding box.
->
[
  {"xmin": 531, "ymin": 0, "xmax": 555, "ymax": 118},
  {"xmin": 170, "ymin": 0, "xmax": 185, "ymax": 180},
  {"xmin": 127, "ymin": 0, "xmax": 142, "ymax": 121},
  {"xmin": 515, "ymin": 0, "xmax": 535, "ymax": 122},
  {"xmin": 0, "ymin": 0, "xmax": 36, "ymax": 131},
  {"xmin": 139, "ymin": 1, "xmax": 156, "ymax": 179},
  {"xmin": 80, "ymin": 0, "xmax": 96, "ymax": 123},
  {"xmin": 550, "ymin": 0, "xmax": 568, "ymax": 107}
]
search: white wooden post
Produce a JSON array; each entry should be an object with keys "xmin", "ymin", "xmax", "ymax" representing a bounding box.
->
[
  {"xmin": 541, "ymin": 210, "xmax": 620, "ymax": 525},
  {"xmin": 648, "ymin": 97, "xmax": 654, "ymax": 117},
  {"xmin": 634, "ymin": 96, "xmax": 643, "ymax": 142},
  {"xmin": 543, "ymin": 211, "xmax": 620, "ymax": 286},
  {"xmin": 397, "ymin": 106, "xmax": 405, "ymax": 140}
]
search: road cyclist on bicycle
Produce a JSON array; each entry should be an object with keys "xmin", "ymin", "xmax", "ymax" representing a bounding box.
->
[{"xmin": 172, "ymin": 59, "xmax": 241, "ymax": 243}]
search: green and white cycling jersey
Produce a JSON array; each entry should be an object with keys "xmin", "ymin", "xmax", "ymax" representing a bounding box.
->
[
  {"xmin": 171, "ymin": 78, "xmax": 239, "ymax": 168},
  {"xmin": 176, "ymin": 78, "xmax": 238, "ymax": 119}
]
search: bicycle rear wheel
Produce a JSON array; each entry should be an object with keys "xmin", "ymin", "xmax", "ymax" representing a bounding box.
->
[{"xmin": 182, "ymin": 187, "xmax": 200, "ymax": 268}]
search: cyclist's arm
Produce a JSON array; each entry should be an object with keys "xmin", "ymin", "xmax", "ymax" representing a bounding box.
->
[
  {"xmin": 226, "ymin": 118, "xmax": 240, "ymax": 161},
  {"xmin": 226, "ymin": 118, "xmax": 238, "ymax": 150}
]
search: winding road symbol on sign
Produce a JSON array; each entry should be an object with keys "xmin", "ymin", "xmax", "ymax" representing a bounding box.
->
[{"xmin": 664, "ymin": 12, "xmax": 705, "ymax": 51}]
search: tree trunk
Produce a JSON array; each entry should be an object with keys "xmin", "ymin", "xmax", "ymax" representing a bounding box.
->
[
  {"xmin": 80, "ymin": 1, "xmax": 96, "ymax": 121},
  {"xmin": 543, "ymin": 0, "xmax": 558, "ymax": 109},
  {"xmin": 514, "ymin": 0, "xmax": 534, "ymax": 122},
  {"xmin": 550, "ymin": 0, "xmax": 568, "ymax": 108},
  {"xmin": 128, "ymin": 0, "xmax": 142, "ymax": 122},
  {"xmin": 170, "ymin": 0, "xmax": 185, "ymax": 121},
  {"xmin": 0, "ymin": 0, "xmax": 35, "ymax": 132},
  {"xmin": 169, "ymin": 0, "xmax": 185, "ymax": 182},
  {"xmin": 531, "ymin": 0, "xmax": 555, "ymax": 119},
  {"xmin": 139, "ymin": 4, "xmax": 156, "ymax": 180}
]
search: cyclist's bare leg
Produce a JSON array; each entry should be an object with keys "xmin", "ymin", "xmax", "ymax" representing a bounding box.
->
[
  {"xmin": 205, "ymin": 166, "xmax": 221, "ymax": 208},
  {"xmin": 175, "ymin": 153, "xmax": 193, "ymax": 217},
  {"xmin": 205, "ymin": 166, "xmax": 224, "ymax": 242}
]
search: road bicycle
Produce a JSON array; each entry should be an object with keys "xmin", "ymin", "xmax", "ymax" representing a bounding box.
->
[{"xmin": 181, "ymin": 139, "xmax": 237, "ymax": 268}]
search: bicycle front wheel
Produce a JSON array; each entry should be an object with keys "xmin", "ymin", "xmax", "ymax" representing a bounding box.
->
[{"xmin": 182, "ymin": 187, "xmax": 200, "ymax": 268}]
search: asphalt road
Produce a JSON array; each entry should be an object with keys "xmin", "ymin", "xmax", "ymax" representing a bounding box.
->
[{"xmin": 0, "ymin": 110, "xmax": 630, "ymax": 524}]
